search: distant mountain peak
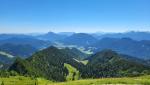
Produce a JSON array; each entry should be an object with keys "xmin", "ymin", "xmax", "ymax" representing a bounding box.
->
[
  {"xmin": 37, "ymin": 32, "xmax": 67, "ymax": 41},
  {"xmin": 72, "ymin": 33, "xmax": 95, "ymax": 37},
  {"xmin": 47, "ymin": 31, "xmax": 57, "ymax": 35},
  {"xmin": 62, "ymin": 33, "xmax": 98, "ymax": 46}
]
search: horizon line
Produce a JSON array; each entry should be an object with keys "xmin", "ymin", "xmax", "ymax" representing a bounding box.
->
[{"xmin": 0, "ymin": 30, "xmax": 150, "ymax": 34}]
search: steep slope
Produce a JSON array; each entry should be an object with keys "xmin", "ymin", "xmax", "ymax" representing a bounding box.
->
[
  {"xmin": 62, "ymin": 33, "xmax": 98, "ymax": 46},
  {"xmin": 9, "ymin": 46, "xmax": 84, "ymax": 81},
  {"xmin": 81, "ymin": 50, "xmax": 150, "ymax": 78},
  {"xmin": 91, "ymin": 38, "xmax": 150, "ymax": 59}
]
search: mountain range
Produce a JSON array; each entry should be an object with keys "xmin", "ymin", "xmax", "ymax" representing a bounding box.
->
[
  {"xmin": 36, "ymin": 32, "xmax": 67, "ymax": 41},
  {"xmin": 90, "ymin": 37, "xmax": 150, "ymax": 59},
  {"xmin": 1, "ymin": 31, "xmax": 150, "ymax": 60},
  {"xmin": 95, "ymin": 31, "xmax": 150, "ymax": 41},
  {"xmin": 8, "ymin": 46, "xmax": 150, "ymax": 81},
  {"xmin": 0, "ymin": 37, "xmax": 52, "ymax": 49},
  {"xmin": 61, "ymin": 33, "xmax": 98, "ymax": 46},
  {"xmin": 0, "ymin": 31, "xmax": 150, "ymax": 82}
]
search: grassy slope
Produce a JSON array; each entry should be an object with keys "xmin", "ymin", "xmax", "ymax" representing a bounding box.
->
[
  {"xmin": 0, "ymin": 76, "xmax": 36, "ymax": 85},
  {"xmin": 64, "ymin": 63, "xmax": 80, "ymax": 81},
  {"xmin": 49, "ymin": 75, "xmax": 150, "ymax": 85},
  {"xmin": 0, "ymin": 75, "xmax": 150, "ymax": 85},
  {"xmin": 37, "ymin": 78, "xmax": 53, "ymax": 85},
  {"xmin": 0, "ymin": 76, "xmax": 52, "ymax": 85}
]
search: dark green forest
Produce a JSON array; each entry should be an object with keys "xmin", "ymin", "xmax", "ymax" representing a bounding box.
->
[{"xmin": 1, "ymin": 46, "xmax": 149, "ymax": 82}]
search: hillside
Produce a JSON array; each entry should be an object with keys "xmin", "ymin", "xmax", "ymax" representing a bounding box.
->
[
  {"xmin": 9, "ymin": 46, "xmax": 84, "ymax": 81},
  {"xmin": 8, "ymin": 47, "xmax": 150, "ymax": 82},
  {"xmin": 81, "ymin": 50, "xmax": 150, "ymax": 78}
]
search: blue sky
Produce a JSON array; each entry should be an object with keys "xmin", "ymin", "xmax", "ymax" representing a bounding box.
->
[{"xmin": 0, "ymin": 0, "xmax": 150, "ymax": 33}]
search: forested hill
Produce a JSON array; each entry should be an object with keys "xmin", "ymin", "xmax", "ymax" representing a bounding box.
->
[
  {"xmin": 81, "ymin": 50, "xmax": 150, "ymax": 78},
  {"xmin": 8, "ymin": 46, "xmax": 150, "ymax": 82},
  {"xmin": 9, "ymin": 46, "xmax": 84, "ymax": 81}
]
